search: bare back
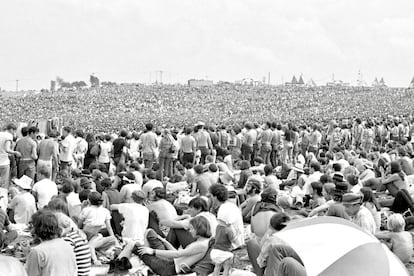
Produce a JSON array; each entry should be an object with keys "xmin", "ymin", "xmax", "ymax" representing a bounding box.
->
[{"xmin": 38, "ymin": 138, "xmax": 57, "ymax": 161}]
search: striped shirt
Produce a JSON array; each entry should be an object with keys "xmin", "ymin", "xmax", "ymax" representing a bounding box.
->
[{"xmin": 63, "ymin": 231, "xmax": 91, "ymax": 276}]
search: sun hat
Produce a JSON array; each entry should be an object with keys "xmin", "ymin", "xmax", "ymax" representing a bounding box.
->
[
  {"xmin": 332, "ymin": 173, "xmax": 345, "ymax": 183},
  {"xmin": 363, "ymin": 161, "xmax": 374, "ymax": 170},
  {"xmin": 12, "ymin": 175, "xmax": 32, "ymax": 190},
  {"xmin": 342, "ymin": 193, "xmax": 362, "ymax": 205}
]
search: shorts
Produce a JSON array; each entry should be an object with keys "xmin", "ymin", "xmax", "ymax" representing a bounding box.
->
[{"xmin": 210, "ymin": 249, "xmax": 234, "ymax": 264}]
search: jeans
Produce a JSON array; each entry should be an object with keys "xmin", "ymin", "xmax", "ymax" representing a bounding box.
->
[
  {"xmin": 143, "ymin": 152, "xmax": 155, "ymax": 169},
  {"xmin": 166, "ymin": 228, "xmax": 196, "ymax": 249},
  {"xmin": 0, "ymin": 165, "xmax": 10, "ymax": 189},
  {"xmin": 18, "ymin": 160, "xmax": 36, "ymax": 180},
  {"xmin": 159, "ymin": 156, "xmax": 172, "ymax": 180}
]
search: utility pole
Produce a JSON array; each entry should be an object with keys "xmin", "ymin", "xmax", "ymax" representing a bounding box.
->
[
  {"xmin": 159, "ymin": 70, "xmax": 163, "ymax": 84},
  {"xmin": 16, "ymin": 80, "xmax": 19, "ymax": 92},
  {"xmin": 268, "ymin": 72, "xmax": 270, "ymax": 86}
]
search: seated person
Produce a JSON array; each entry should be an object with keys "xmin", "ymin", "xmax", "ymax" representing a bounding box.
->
[
  {"xmin": 241, "ymin": 178, "xmax": 263, "ymax": 223},
  {"xmin": 120, "ymin": 216, "xmax": 213, "ymax": 276},
  {"xmin": 167, "ymin": 197, "xmax": 217, "ymax": 249},
  {"xmin": 247, "ymin": 213, "xmax": 306, "ymax": 276},
  {"xmin": 250, "ymin": 187, "xmax": 283, "ymax": 242},
  {"xmin": 375, "ymin": 213, "xmax": 413, "ymax": 264}
]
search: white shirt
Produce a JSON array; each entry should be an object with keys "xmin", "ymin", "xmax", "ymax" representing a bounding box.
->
[
  {"xmin": 79, "ymin": 205, "xmax": 111, "ymax": 228},
  {"xmin": 0, "ymin": 131, "xmax": 13, "ymax": 166},
  {"xmin": 98, "ymin": 141, "xmax": 112, "ymax": 163},
  {"xmin": 32, "ymin": 179, "xmax": 58, "ymax": 209},
  {"xmin": 303, "ymin": 171, "xmax": 323, "ymax": 195},
  {"xmin": 217, "ymin": 201, "xmax": 245, "ymax": 249},
  {"xmin": 60, "ymin": 134, "xmax": 77, "ymax": 162},
  {"xmin": 118, "ymin": 203, "xmax": 149, "ymax": 242}
]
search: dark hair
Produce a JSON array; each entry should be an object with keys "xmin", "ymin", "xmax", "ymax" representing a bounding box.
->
[
  {"xmin": 194, "ymin": 164, "xmax": 204, "ymax": 174},
  {"xmin": 269, "ymin": 213, "xmax": 290, "ymax": 231},
  {"xmin": 153, "ymin": 187, "xmax": 166, "ymax": 200},
  {"xmin": 28, "ymin": 126, "xmax": 39, "ymax": 135},
  {"xmin": 38, "ymin": 166, "xmax": 51, "ymax": 178},
  {"xmin": 75, "ymin": 129, "xmax": 84, "ymax": 138},
  {"xmin": 208, "ymin": 164, "xmax": 218, "ymax": 173},
  {"xmin": 31, "ymin": 210, "xmax": 62, "ymax": 240},
  {"xmin": 47, "ymin": 198, "xmax": 69, "ymax": 216},
  {"xmin": 120, "ymin": 129, "xmax": 128, "ymax": 137},
  {"xmin": 79, "ymin": 189, "xmax": 91, "ymax": 202},
  {"xmin": 360, "ymin": 187, "xmax": 381, "ymax": 211},
  {"xmin": 189, "ymin": 216, "xmax": 211, "ymax": 238},
  {"xmin": 239, "ymin": 160, "xmax": 250, "ymax": 170},
  {"xmin": 390, "ymin": 161, "xmax": 405, "ymax": 181},
  {"xmin": 264, "ymin": 165, "xmax": 273, "ymax": 176},
  {"xmin": 63, "ymin": 126, "xmax": 72, "ymax": 133},
  {"xmin": 209, "ymin": 184, "xmax": 228, "ymax": 202},
  {"xmin": 61, "ymin": 182, "xmax": 74, "ymax": 194},
  {"xmin": 310, "ymin": 162, "xmax": 321, "ymax": 172},
  {"xmin": 185, "ymin": 127, "xmax": 192, "ymax": 135},
  {"xmin": 188, "ymin": 197, "xmax": 208, "ymax": 212},
  {"xmin": 101, "ymin": 178, "xmax": 112, "ymax": 189},
  {"xmin": 21, "ymin": 126, "xmax": 29, "ymax": 136},
  {"xmin": 332, "ymin": 163, "xmax": 341, "ymax": 172},
  {"xmin": 311, "ymin": 182, "xmax": 323, "ymax": 197},
  {"xmin": 145, "ymin": 123, "xmax": 154, "ymax": 131},
  {"xmin": 5, "ymin": 123, "xmax": 17, "ymax": 131}
]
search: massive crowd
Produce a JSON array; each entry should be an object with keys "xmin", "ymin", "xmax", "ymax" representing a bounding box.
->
[
  {"xmin": 0, "ymin": 84, "xmax": 413, "ymax": 132},
  {"xmin": 0, "ymin": 84, "xmax": 414, "ymax": 275}
]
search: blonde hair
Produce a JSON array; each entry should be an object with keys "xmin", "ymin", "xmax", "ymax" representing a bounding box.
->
[{"xmin": 387, "ymin": 213, "xmax": 405, "ymax": 232}]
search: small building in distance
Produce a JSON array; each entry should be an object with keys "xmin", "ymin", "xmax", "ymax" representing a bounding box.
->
[
  {"xmin": 188, "ymin": 79, "xmax": 214, "ymax": 87},
  {"xmin": 372, "ymin": 77, "xmax": 387, "ymax": 88},
  {"xmin": 409, "ymin": 77, "xmax": 414, "ymax": 89}
]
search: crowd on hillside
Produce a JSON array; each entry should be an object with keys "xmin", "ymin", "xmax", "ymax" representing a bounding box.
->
[
  {"xmin": 0, "ymin": 84, "xmax": 413, "ymax": 132},
  {"xmin": 0, "ymin": 115, "xmax": 414, "ymax": 275}
]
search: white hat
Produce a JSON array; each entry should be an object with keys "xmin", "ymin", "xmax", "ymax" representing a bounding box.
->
[
  {"xmin": 13, "ymin": 175, "xmax": 33, "ymax": 190},
  {"xmin": 195, "ymin": 121, "xmax": 205, "ymax": 126}
]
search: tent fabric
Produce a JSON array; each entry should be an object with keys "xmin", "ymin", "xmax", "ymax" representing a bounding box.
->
[{"xmin": 275, "ymin": 216, "xmax": 409, "ymax": 276}]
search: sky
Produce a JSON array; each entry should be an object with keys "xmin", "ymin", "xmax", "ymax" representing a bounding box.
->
[{"xmin": 1, "ymin": 0, "xmax": 414, "ymax": 90}]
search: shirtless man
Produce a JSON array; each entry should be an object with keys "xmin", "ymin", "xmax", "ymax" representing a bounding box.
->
[
  {"xmin": 37, "ymin": 130, "xmax": 59, "ymax": 180},
  {"xmin": 15, "ymin": 126, "xmax": 38, "ymax": 180}
]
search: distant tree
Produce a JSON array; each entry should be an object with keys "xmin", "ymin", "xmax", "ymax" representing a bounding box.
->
[
  {"xmin": 71, "ymin": 81, "xmax": 87, "ymax": 90},
  {"xmin": 90, "ymin": 75, "xmax": 100, "ymax": 87}
]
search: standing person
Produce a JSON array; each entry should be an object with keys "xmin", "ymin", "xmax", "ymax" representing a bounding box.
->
[
  {"xmin": 37, "ymin": 130, "xmax": 59, "ymax": 181},
  {"xmin": 112, "ymin": 129, "xmax": 128, "ymax": 171},
  {"xmin": 159, "ymin": 129, "xmax": 174, "ymax": 180},
  {"xmin": 259, "ymin": 122, "xmax": 273, "ymax": 166},
  {"xmin": 298, "ymin": 125, "xmax": 310, "ymax": 158},
  {"xmin": 98, "ymin": 134, "xmax": 112, "ymax": 173},
  {"xmin": 32, "ymin": 167, "xmax": 58, "ymax": 210},
  {"xmin": 83, "ymin": 133, "xmax": 98, "ymax": 171},
  {"xmin": 242, "ymin": 122, "xmax": 257, "ymax": 165},
  {"xmin": 140, "ymin": 123, "xmax": 159, "ymax": 169},
  {"xmin": 73, "ymin": 130, "xmax": 88, "ymax": 170},
  {"xmin": 0, "ymin": 123, "xmax": 20, "ymax": 210},
  {"xmin": 193, "ymin": 122, "xmax": 213, "ymax": 165},
  {"xmin": 25, "ymin": 210, "xmax": 77, "ymax": 276},
  {"xmin": 15, "ymin": 126, "xmax": 38, "ymax": 180},
  {"xmin": 308, "ymin": 124, "xmax": 321, "ymax": 154},
  {"xmin": 229, "ymin": 126, "xmax": 242, "ymax": 168},
  {"xmin": 9, "ymin": 175, "xmax": 36, "ymax": 224},
  {"xmin": 180, "ymin": 127, "xmax": 196, "ymax": 166},
  {"xmin": 60, "ymin": 126, "xmax": 77, "ymax": 174},
  {"xmin": 271, "ymin": 123, "xmax": 283, "ymax": 168}
]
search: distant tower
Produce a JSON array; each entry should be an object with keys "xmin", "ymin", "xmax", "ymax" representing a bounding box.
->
[
  {"xmin": 298, "ymin": 75, "xmax": 304, "ymax": 85},
  {"xmin": 50, "ymin": 80, "xmax": 56, "ymax": 92},
  {"xmin": 291, "ymin": 75, "xmax": 298, "ymax": 85}
]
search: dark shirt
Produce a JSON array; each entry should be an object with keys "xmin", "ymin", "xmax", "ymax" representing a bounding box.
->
[
  {"xmin": 213, "ymin": 224, "xmax": 234, "ymax": 251},
  {"xmin": 113, "ymin": 138, "xmax": 127, "ymax": 158}
]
